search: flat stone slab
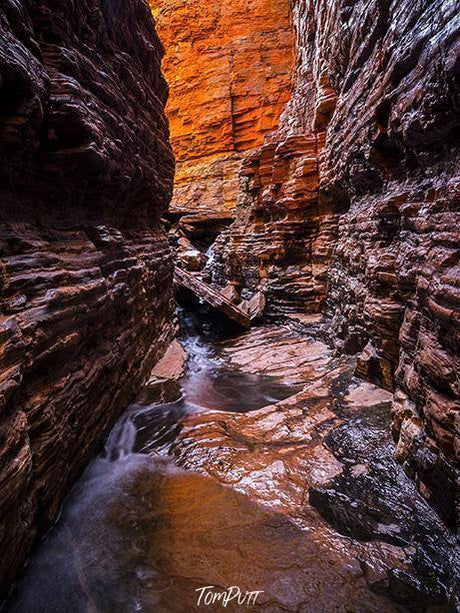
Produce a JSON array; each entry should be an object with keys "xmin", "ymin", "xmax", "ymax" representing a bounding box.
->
[
  {"xmin": 149, "ymin": 339, "xmax": 187, "ymax": 381},
  {"xmin": 174, "ymin": 266, "xmax": 251, "ymax": 328}
]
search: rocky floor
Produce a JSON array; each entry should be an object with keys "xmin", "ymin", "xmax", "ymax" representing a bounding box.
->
[
  {"xmin": 5, "ymin": 314, "xmax": 459, "ymax": 612},
  {"xmin": 170, "ymin": 320, "xmax": 459, "ymax": 611}
]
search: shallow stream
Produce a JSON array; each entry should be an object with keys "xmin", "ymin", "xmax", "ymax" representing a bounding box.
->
[
  {"xmin": 5, "ymin": 311, "xmax": 304, "ymax": 612},
  {"xmin": 5, "ymin": 310, "xmax": 459, "ymax": 612}
]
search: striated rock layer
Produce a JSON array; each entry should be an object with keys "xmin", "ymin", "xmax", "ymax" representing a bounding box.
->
[
  {"xmin": 212, "ymin": 0, "xmax": 460, "ymax": 524},
  {"xmin": 149, "ymin": 0, "xmax": 293, "ymax": 215},
  {"xmin": 0, "ymin": 0, "xmax": 174, "ymax": 596}
]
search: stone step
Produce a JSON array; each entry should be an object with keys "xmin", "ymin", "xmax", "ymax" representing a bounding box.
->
[{"xmin": 174, "ymin": 267, "xmax": 251, "ymax": 329}]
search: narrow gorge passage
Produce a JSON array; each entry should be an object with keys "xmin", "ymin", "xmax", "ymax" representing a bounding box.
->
[
  {"xmin": 4, "ymin": 309, "xmax": 301, "ymax": 611},
  {"xmin": 0, "ymin": 0, "xmax": 459, "ymax": 611},
  {"xmin": 4, "ymin": 308, "xmax": 458, "ymax": 611}
]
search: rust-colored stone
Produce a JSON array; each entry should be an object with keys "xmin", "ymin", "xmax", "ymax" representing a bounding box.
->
[
  {"xmin": 170, "ymin": 323, "xmax": 458, "ymax": 609},
  {"xmin": 149, "ymin": 0, "xmax": 294, "ymax": 214},
  {"xmin": 174, "ymin": 267, "xmax": 251, "ymax": 328}
]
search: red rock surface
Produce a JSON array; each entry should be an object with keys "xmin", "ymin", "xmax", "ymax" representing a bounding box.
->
[
  {"xmin": 212, "ymin": 133, "xmax": 338, "ymax": 314},
  {"xmin": 210, "ymin": 0, "xmax": 460, "ymax": 523},
  {"xmin": 171, "ymin": 322, "xmax": 458, "ymax": 609},
  {"xmin": 0, "ymin": 0, "xmax": 174, "ymax": 595},
  {"xmin": 149, "ymin": 0, "xmax": 294, "ymax": 214}
]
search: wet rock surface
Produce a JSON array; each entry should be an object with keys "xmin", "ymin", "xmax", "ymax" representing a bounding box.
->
[
  {"xmin": 0, "ymin": 0, "xmax": 174, "ymax": 596},
  {"xmin": 5, "ymin": 312, "xmax": 459, "ymax": 611},
  {"xmin": 3, "ymin": 462, "xmax": 398, "ymax": 613},
  {"xmin": 173, "ymin": 321, "xmax": 459, "ymax": 610},
  {"xmin": 207, "ymin": 0, "xmax": 460, "ymax": 520}
]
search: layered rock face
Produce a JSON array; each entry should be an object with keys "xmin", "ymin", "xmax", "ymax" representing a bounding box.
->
[
  {"xmin": 0, "ymin": 0, "xmax": 174, "ymax": 595},
  {"xmin": 318, "ymin": 1, "xmax": 459, "ymax": 526},
  {"xmin": 212, "ymin": 0, "xmax": 460, "ymax": 524},
  {"xmin": 149, "ymin": 0, "xmax": 293, "ymax": 215},
  {"xmin": 211, "ymin": 133, "xmax": 338, "ymax": 313}
]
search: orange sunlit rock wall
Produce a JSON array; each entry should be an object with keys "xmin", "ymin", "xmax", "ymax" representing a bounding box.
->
[{"xmin": 149, "ymin": 0, "xmax": 293, "ymax": 214}]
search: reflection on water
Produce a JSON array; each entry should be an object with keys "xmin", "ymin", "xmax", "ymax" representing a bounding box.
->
[
  {"xmin": 178, "ymin": 309, "xmax": 299, "ymax": 413},
  {"xmin": 7, "ymin": 456, "xmax": 352, "ymax": 612},
  {"xmin": 5, "ymin": 310, "xmax": 306, "ymax": 613},
  {"xmin": 105, "ymin": 310, "xmax": 299, "ymax": 460}
]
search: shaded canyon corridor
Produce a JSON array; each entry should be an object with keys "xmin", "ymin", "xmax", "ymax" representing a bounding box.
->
[{"xmin": 0, "ymin": 0, "xmax": 459, "ymax": 611}]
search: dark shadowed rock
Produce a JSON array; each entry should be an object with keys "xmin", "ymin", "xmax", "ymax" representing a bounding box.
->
[
  {"xmin": 0, "ymin": 0, "xmax": 174, "ymax": 596},
  {"xmin": 210, "ymin": 0, "xmax": 460, "ymax": 522}
]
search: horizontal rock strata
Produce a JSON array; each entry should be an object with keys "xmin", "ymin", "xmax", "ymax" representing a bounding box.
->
[
  {"xmin": 0, "ymin": 0, "xmax": 174, "ymax": 596},
  {"xmin": 210, "ymin": 0, "xmax": 460, "ymax": 523},
  {"xmin": 211, "ymin": 133, "xmax": 338, "ymax": 314},
  {"xmin": 149, "ymin": 0, "xmax": 294, "ymax": 215}
]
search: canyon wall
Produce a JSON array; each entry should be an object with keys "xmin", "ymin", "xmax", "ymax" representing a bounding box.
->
[
  {"xmin": 149, "ymin": 0, "xmax": 293, "ymax": 216},
  {"xmin": 0, "ymin": 0, "xmax": 174, "ymax": 595},
  {"xmin": 212, "ymin": 0, "xmax": 460, "ymax": 524}
]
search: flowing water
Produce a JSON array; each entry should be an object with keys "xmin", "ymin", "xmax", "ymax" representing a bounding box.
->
[
  {"xmin": 4, "ymin": 310, "xmax": 459, "ymax": 612},
  {"xmin": 5, "ymin": 310, "xmax": 307, "ymax": 613}
]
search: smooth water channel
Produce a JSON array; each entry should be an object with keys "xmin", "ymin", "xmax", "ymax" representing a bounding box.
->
[{"xmin": 5, "ymin": 311, "xmax": 301, "ymax": 612}]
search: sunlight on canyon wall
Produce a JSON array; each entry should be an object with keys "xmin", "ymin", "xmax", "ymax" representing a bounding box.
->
[{"xmin": 149, "ymin": 0, "xmax": 294, "ymax": 215}]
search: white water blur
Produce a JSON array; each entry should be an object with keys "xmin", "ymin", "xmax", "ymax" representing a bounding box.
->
[{"xmin": 4, "ymin": 309, "xmax": 299, "ymax": 612}]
